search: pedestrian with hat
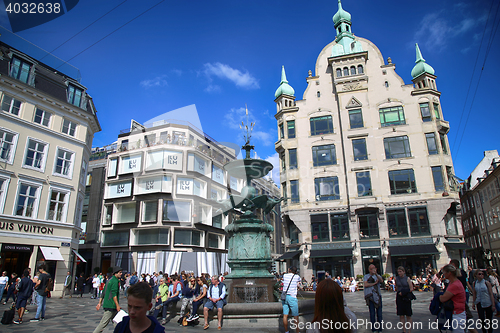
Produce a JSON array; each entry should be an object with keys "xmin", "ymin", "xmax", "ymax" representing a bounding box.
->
[{"xmin": 93, "ymin": 267, "xmax": 122, "ymax": 333}]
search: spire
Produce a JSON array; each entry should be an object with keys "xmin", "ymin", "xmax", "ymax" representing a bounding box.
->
[
  {"xmin": 332, "ymin": 0, "xmax": 351, "ymax": 27},
  {"xmin": 274, "ymin": 66, "xmax": 295, "ymax": 99},
  {"xmin": 411, "ymin": 43, "xmax": 435, "ymax": 79}
]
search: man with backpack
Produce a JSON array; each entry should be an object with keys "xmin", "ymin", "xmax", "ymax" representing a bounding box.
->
[
  {"xmin": 31, "ymin": 264, "xmax": 51, "ymax": 322},
  {"xmin": 203, "ymin": 275, "xmax": 226, "ymax": 330},
  {"xmin": 13, "ymin": 270, "xmax": 33, "ymax": 324}
]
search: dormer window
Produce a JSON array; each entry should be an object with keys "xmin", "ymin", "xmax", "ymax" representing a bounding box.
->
[
  {"xmin": 67, "ymin": 84, "xmax": 83, "ymax": 108},
  {"xmin": 10, "ymin": 56, "xmax": 32, "ymax": 84}
]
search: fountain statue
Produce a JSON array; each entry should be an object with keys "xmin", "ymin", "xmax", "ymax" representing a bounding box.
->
[{"xmin": 216, "ymin": 107, "xmax": 283, "ymax": 303}]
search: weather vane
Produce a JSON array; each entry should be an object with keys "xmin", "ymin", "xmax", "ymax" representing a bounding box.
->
[{"xmin": 240, "ymin": 104, "xmax": 255, "ymax": 146}]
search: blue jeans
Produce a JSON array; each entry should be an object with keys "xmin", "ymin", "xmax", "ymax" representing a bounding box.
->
[
  {"xmin": 0, "ymin": 284, "xmax": 6, "ymax": 301},
  {"xmin": 35, "ymin": 293, "xmax": 47, "ymax": 319},
  {"xmin": 162, "ymin": 296, "xmax": 180, "ymax": 318},
  {"xmin": 368, "ymin": 301, "xmax": 383, "ymax": 332}
]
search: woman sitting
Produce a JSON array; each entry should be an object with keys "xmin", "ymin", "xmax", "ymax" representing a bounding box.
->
[{"xmin": 349, "ymin": 278, "xmax": 357, "ymax": 292}]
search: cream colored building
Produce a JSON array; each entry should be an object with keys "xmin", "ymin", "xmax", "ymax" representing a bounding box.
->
[
  {"xmin": 99, "ymin": 108, "xmax": 282, "ymax": 276},
  {"xmin": 275, "ymin": 1, "xmax": 465, "ymax": 279},
  {"xmin": 0, "ymin": 40, "xmax": 100, "ymax": 294}
]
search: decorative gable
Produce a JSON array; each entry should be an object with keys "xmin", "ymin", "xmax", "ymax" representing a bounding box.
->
[{"xmin": 346, "ymin": 96, "xmax": 362, "ymax": 109}]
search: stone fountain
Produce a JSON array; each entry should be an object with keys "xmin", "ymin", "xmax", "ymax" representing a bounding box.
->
[{"xmin": 216, "ymin": 114, "xmax": 282, "ymax": 303}]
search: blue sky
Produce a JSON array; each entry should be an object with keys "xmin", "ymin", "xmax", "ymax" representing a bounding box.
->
[{"xmin": 1, "ymin": 0, "xmax": 499, "ymax": 183}]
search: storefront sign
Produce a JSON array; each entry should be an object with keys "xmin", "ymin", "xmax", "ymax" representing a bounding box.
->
[
  {"xmin": 0, "ymin": 222, "xmax": 54, "ymax": 235},
  {"xmin": 389, "ymin": 238, "xmax": 434, "ymax": 246},
  {"xmin": 134, "ymin": 175, "xmax": 172, "ymax": 195},
  {"xmin": 105, "ymin": 181, "xmax": 133, "ymax": 199},
  {"xmin": 1, "ymin": 244, "xmax": 33, "ymax": 252},
  {"xmin": 311, "ymin": 242, "xmax": 351, "ymax": 250}
]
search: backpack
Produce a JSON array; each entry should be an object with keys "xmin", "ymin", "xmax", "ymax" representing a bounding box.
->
[
  {"xmin": 45, "ymin": 277, "xmax": 54, "ymax": 292},
  {"xmin": 1, "ymin": 309, "xmax": 14, "ymax": 325}
]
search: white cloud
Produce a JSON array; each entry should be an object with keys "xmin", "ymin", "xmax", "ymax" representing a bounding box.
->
[
  {"xmin": 140, "ymin": 75, "xmax": 167, "ymax": 88},
  {"xmin": 205, "ymin": 84, "xmax": 221, "ymax": 93},
  {"xmin": 171, "ymin": 69, "xmax": 183, "ymax": 76},
  {"xmin": 265, "ymin": 152, "xmax": 281, "ymax": 186},
  {"xmin": 252, "ymin": 131, "xmax": 274, "ymax": 146},
  {"xmin": 203, "ymin": 62, "xmax": 259, "ymax": 89}
]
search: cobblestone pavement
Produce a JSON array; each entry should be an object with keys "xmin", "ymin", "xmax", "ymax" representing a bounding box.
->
[{"xmin": 1, "ymin": 290, "xmax": 499, "ymax": 332}]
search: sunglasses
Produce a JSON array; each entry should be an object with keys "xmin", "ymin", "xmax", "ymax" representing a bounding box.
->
[{"xmin": 477, "ymin": 273, "xmax": 484, "ymax": 275}]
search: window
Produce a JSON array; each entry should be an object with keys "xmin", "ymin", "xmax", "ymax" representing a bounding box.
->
[
  {"xmin": 15, "ymin": 182, "xmax": 40, "ymax": 217},
  {"xmin": 446, "ymin": 214, "xmax": 458, "ymax": 236},
  {"xmin": 24, "ymin": 138, "xmax": 47, "ymax": 171},
  {"xmin": 0, "ymin": 177, "xmax": 9, "ymax": 214},
  {"xmin": 289, "ymin": 224, "xmax": 299, "ymax": 244},
  {"xmin": 379, "ymin": 106, "xmax": 405, "ymax": 127},
  {"xmin": 54, "ymin": 148, "xmax": 74, "ymax": 177},
  {"xmin": 10, "ymin": 57, "xmax": 31, "ymax": 84},
  {"xmin": 163, "ymin": 200, "xmax": 191, "ymax": 222},
  {"xmin": 102, "ymin": 231, "xmax": 129, "ymax": 247},
  {"xmin": 310, "ymin": 116, "xmax": 333, "ymax": 136},
  {"xmin": 358, "ymin": 210, "xmax": 379, "ymax": 238},
  {"xmin": 47, "ymin": 189, "xmax": 68, "ymax": 222},
  {"xmin": 208, "ymin": 234, "xmax": 220, "ymax": 248},
  {"xmin": 311, "ymin": 214, "xmax": 329, "ymax": 242},
  {"xmin": 287, "ymin": 121, "xmax": 295, "ymax": 138},
  {"xmin": 116, "ymin": 203, "xmax": 136, "ymax": 223},
  {"xmin": 1, "ymin": 94, "xmax": 21, "ymax": 115},
  {"xmin": 34, "ymin": 108, "xmax": 51, "ymax": 127},
  {"xmin": 348, "ymin": 109, "xmax": 363, "ymax": 128},
  {"xmin": 350, "ymin": 66, "xmax": 356, "ymax": 75},
  {"xmin": 388, "ymin": 169, "xmax": 417, "ymax": 194},
  {"xmin": 431, "ymin": 166, "xmax": 445, "ymax": 191},
  {"xmin": 142, "ymin": 201, "xmax": 158, "ymax": 222},
  {"xmin": 387, "ymin": 209, "xmax": 408, "ymax": 237},
  {"xmin": 62, "ymin": 119, "xmax": 77, "ymax": 136},
  {"xmin": 103, "ymin": 205, "xmax": 113, "ymax": 225},
  {"xmin": 352, "ymin": 138, "xmax": 368, "ymax": 161},
  {"xmin": 384, "ymin": 136, "xmax": 411, "ymax": 159},
  {"xmin": 409, "ymin": 207, "xmax": 430, "ymax": 236},
  {"xmin": 433, "ymin": 103, "xmax": 440, "ymax": 119},
  {"xmin": 0, "ymin": 128, "xmax": 17, "ymax": 163},
  {"xmin": 419, "ymin": 103, "xmax": 431, "ymax": 122},
  {"xmin": 282, "ymin": 183, "xmax": 287, "ymax": 203},
  {"xmin": 67, "ymin": 85, "xmax": 83, "ymax": 107},
  {"xmin": 290, "ymin": 180, "xmax": 299, "ymax": 203},
  {"xmin": 289, "ymin": 149, "xmax": 297, "ymax": 169},
  {"xmin": 174, "ymin": 229, "xmax": 202, "ymax": 246},
  {"xmin": 212, "ymin": 214, "xmax": 222, "ymax": 228},
  {"xmin": 279, "ymin": 123, "xmax": 284, "ymax": 139},
  {"xmin": 336, "ymin": 68, "xmax": 342, "ymax": 77},
  {"xmin": 425, "ymin": 133, "xmax": 439, "ymax": 155},
  {"xmin": 136, "ymin": 229, "xmax": 169, "ymax": 245},
  {"xmin": 281, "ymin": 153, "xmax": 286, "ymax": 172},
  {"xmin": 80, "ymin": 159, "xmax": 87, "ymax": 185},
  {"xmin": 331, "ymin": 213, "xmax": 349, "ymax": 240},
  {"xmin": 357, "ymin": 65, "xmax": 364, "ymax": 74},
  {"xmin": 356, "ymin": 171, "xmax": 372, "ymax": 196},
  {"xmin": 343, "ymin": 67, "xmax": 349, "ymax": 76},
  {"xmin": 439, "ymin": 134, "xmax": 448, "ymax": 154},
  {"xmin": 312, "ymin": 144, "xmax": 336, "ymax": 166},
  {"xmin": 314, "ymin": 176, "xmax": 339, "ymax": 201}
]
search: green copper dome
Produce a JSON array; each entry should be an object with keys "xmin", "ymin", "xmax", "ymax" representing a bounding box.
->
[
  {"xmin": 332, "ymin": 0, "xmax": 351, "ymax": 26},
  {"xmin": 275, "ymin": 66, "xmax": 295, "ymax": 98},
  {"xmin": 411, "ymin": 43, "xmax": 435, "ymax": 79}
]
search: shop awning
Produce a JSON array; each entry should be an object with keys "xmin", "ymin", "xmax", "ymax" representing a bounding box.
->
[
  {"xmin": 278, "ymin": 250, "xmax": 302, "ymax": 260},
  {"xmin": 72, "ymin": 249, "xmax": 87, "ymax": 263},
  {"xmin": 310, "ymin": 249, "xmax": 352, "ymax": 258},
  {"xmin": 445, "ymin": 242, "xmax": 471, "ymax": 250},
  {"xmin": 39, "ymin": 246, "xmax": 64, "ymax": 261},
  {"xmin": 389, "ymin": 244, "xmax": 439, "ymax": 256}
]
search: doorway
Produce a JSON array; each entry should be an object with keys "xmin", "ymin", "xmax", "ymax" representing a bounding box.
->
[{"xmin": 362, "ymin": 248, "xmax": 382, "ymax": 275}]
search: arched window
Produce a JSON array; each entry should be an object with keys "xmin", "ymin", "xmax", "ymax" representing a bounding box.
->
[
  {"xmin": 317, "ymin": 91, "xmax": 321, "ymax": 98},
  {"xmin": 338, "ymin": 28, "xmax": 341, "ymax": 34},
  {"xmin": 357, "ymin": 65, "xmax": 364, "ymax": 74},
  {"xmin": 336, "ymin": 68, "xmax": 342, "ymax": 77},
  {"xmin": 417, "ymin": 82, "xmax": 422, "ymax": 89},
  {"xmin": 350, "ymin": 66, "xmax": 356, "ymax": 75},
  {"xmin": 346, "ymin": 26, "xmax": 349, "ymax": 32},
  {"xmin": 343, "ymin": 67, "xmax": 349, "ymax": 76},
  {"xmin": 384, "ymin": 81, "xmax": 389, "ymax": 88}
]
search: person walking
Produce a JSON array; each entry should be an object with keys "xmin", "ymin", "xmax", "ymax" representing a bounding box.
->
[
  {"xmin": 364, "ymin": 264, "xmax": 383, "ymax": 333},
  {"xmin": 76, "ymin": 272, "xmax": 85, "ymax": 297},
  {"xmin": 13, "ymin": 270, "xmax": 33, "ymax": 324},
  {"xmin": 472, "ymin": 270, "xmax": 496, "ymax": 333},
  {"xmin": 0, "ymin": 271, "xmax": 8, "ymax": 303},
  {"xmin": 60, "ymin": 271, "xmax": 72, "ymax": 299},
  {"xmin": 439, "ymin": 264, "xmax": 466, "ymax": 333},
  {"xmin": 92, "ymin": 273, "xmax": 100, "ymax": 299},
  {"xmin": 395, "ymin": 266, "xmax": 413, "ymax": 333},
  {"xmin": 486, "ymin": 267, "xmax": 500, "ymax": 316},
  {"xmin": 281, "ymin": 266, "xmax": 301, "ymax": 333},
  {"xmin": 4, "ymin": 272, "xmax": 19, "ymax": 304},
  {"xmin": 93, "ymin": 267, "xmax": 122, "ymax": 333},
  {"xmin": 306, "ymin": 278, "xmax": 357, "ymax": 333},
  {"xmin": 31, "ymin": 264, "xmax": 51, "ymax": 322}
]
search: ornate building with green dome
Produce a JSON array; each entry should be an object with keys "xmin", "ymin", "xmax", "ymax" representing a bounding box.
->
[{"xmin": 275, "ymin": 0, "xmax": 467, "ymax": 279}]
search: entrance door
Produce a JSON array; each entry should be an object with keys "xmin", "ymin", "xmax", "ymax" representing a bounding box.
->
[
  {"xmin": 362, "ymin": 249, "xmax": 382, "ymax": 275},
  {"xmin": 2, "ymin": 251, "xmax": 31, "ymax": 276}
]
